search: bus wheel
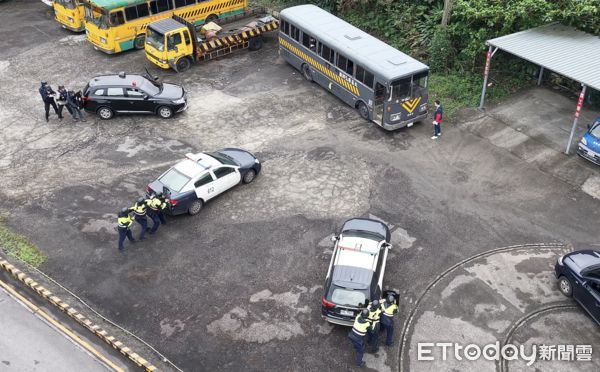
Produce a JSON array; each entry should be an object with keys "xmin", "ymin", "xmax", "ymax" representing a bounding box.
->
[
  {"xmin": 134, "ymin": 34, "xmax": 145, "ymax": 49},
  {"xmin": 176, "ymin": 57, "xmax": 191, "ymax": 73},
  {"xmin": 357, "ymin": 102, "xmax": 369, "ymax": 120},
  {"xmin": 249, "ymin": 37, "xmax": 263, "ymax": 51},
  {"xmin": 205, "ymin": 14, "xmax": 218, "ymax": 24},
  {"xmin": 301, "ymin": 64, "xmax": 312, "ymax": 81}
]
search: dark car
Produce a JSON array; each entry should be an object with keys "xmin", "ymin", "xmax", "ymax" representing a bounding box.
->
[
  {"xmin": 555, "ymin": 249, "xmax": 600, "ymax": 324},
  {"xmin": 146, "ymin": 148, "xmax": 261, "ymax": 216},
  {"xmin": 83, "ymin": 72, "xmax": 187, "ymax": 120},
  {"xmin": 321, "ymin": 218, "xmax": 393, "ymax": 326}
]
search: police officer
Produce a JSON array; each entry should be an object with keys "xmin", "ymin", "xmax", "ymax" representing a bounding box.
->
[
  {"xmin": 155, "ymin": 191, "xmax": 169, "ymax": 225},
  {"xmin": 117, "ymin": 207, "xmax": 135, "ymax": 251},
  {"xmin": 367, "ymin": 299, "xmax": 382, "ymax": 352},
  {"xmin": 380, "ymin": 294, "xmax": 399, "ymax": 346},
  {"xmin": 348, "ymin": 309, "xmax": 371, "ymax": 368},
  {"xmin": 130, "ymin": 197, "xmax": 148, "ymax": 240},
  {"xmin": 145, "ymin": 194, "xmax": 162, "ymax": 235}
]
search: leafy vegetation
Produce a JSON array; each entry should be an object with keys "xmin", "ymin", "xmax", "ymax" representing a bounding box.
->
[{"xmin": 0, "ymin": 218, "xmax": 46, "ymax": 268}]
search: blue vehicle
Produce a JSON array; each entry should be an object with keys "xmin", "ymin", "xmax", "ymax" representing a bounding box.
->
[
  {"xmin": 555, "ymin": 250, "xmax": 600, "ymax": 325},
  {"xmin": 577, "ymin": 117, "xmax": 600, "ymax": 165}
]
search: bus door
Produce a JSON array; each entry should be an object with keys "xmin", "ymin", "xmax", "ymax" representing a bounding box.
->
[{"xmin": 373, "ymin": 81, "xmax": 386, "ymax": 123}]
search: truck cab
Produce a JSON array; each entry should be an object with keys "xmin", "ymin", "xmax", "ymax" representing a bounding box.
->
[{"xmin": 145, "ymin": 18, "xmax": 195, "ymax": 72}]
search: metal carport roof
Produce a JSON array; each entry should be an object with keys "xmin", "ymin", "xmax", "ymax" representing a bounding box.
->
[{"xmin": 486, "ymin": 23, "xmax": 600, "ymax": 91}]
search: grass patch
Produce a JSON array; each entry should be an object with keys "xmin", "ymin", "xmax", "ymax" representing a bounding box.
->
[
  {"xmin": 0, "ymin": 219, "xmax": 46, "ymax": 268},
  {"xmin": 429, "ymin": 72, "xmax": 527, "ymax": 122}
]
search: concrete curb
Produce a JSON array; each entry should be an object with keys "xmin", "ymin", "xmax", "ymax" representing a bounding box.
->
[{"xmin": 0, "ymin": 256, "xmax": 158, "ymax": 372}]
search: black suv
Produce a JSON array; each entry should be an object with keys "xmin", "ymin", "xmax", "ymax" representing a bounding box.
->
[
  {"xmin": 83, "ymin": 72, "xmax": 187, "ymax": 120},
  {"xmin": 321, "ymin": 218, "xmax": 394, "ymax": 326}
]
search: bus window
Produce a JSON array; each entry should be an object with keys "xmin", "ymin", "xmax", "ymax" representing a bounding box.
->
[
  {"xmin": 137, "ymin": 3, "xmax": 150, "ymax": 18},
  {"xmin": 110, "ymin": 10, "xmax": 125, "ymax": 26},
  {"xmin": 355, "ymin": 65, "xmax": 374, "ymax": 88},
  {"xmin": 391, "ymin": 77, "xmax": 411, "ymax": 99},
  {"xmin": 150, "ymin": 0, "xmax": 172, "ymax": 14},
  {"xmin": 290, "ymin": 25, "xmax": 300, "ymax": 42},
  {"xmin": 124, "ymin": 6, "xmax": 139, "ymax": 21},
  {"xmin": 319, "ymin": 43, "xmax": 335, "ymax": 64},
  {"xmin": 282, "ymin": 20, "xmax": 289, "ymax": 35},
  {"xmin": 337, "ymin": 54, "xmax": 353, "ymax": 75},
  {"xmin": 302, "ymin": 32, "xmax": 316, "ymax": 52},
  {"xmin": 411, "ymin": 71, "xmax": 428, "ymax": 96},
  {"xmin": 174, "ymin": 0, "xmax": 193, "ymax": 7}
]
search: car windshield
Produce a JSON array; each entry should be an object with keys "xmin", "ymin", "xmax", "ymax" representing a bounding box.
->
[
  {"xmin": 158, "ymin": 168, "xmax": 190, "ymax": 192},
  {"xmin": 590, "ymin": 122, "xmax": 600, "ymax": 138},
  {"xmin": 342, "ymin": 229, "xmax": 385, "ymax": 242},
  {"xmin": 146, "ymin": 28, "xmax": 165, "ymax": 52},
  {"xmin": 84, "ymin": 4, "xmax": 109, "ymax": 29},
  {"xmin": 207, "ymin": 152, "xmax": 238, "ymax": 166},
  {"xmin": 331, "ymin": 287, "xmax": 367, "ymax": 307},
  {"xmin": 56, "ymin": 0, "xmax": 76, "ymax": 9}
]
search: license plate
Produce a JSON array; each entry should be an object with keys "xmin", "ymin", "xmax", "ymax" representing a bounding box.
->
[{"xmin": 340, "ymin": 309, "xmax": 353, "ymax": 317}]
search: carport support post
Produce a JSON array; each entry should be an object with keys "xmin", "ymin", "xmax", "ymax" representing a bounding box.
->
[
  {"xmin": 537, "ymin": 67, "xmax": 544, "ymax": 86},
  {"xmin": 479, "ymin": 45, "xmax": 496, "ymax": 110},
  {"xmin": 565, "ymin": 84, "xmax": 587, "ymax": 154}
]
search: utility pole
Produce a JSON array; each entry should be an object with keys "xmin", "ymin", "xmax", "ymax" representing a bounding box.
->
[{"xmin": 441, "ymin": 0, "xmax": 453, "ymax": 26}]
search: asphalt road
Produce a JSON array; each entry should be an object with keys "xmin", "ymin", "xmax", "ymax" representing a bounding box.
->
[
  {"xmin": 0, "ymin": 1, "xmax": 599, "ymax": 371},
  {"xmin": 0, "ymin": 284, "xmax": 111, "ymax": 371}
]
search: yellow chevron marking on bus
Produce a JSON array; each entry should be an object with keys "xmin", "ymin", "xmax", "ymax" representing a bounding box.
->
[
  {"xmin": 402, "ymin": 97, "xmax": 421, "ymax": 113},
  {"xmin": 279, "ymin": 38, "xmax": 359, "ymax": 96}
]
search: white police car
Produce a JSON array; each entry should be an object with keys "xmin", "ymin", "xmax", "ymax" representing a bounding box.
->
[{"xmin": 147, "ymin": 148, "xmax": 261, "ymax": 215}]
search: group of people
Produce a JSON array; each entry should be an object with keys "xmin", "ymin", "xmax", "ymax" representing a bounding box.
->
[
  {"xmin": 38, "ymin": 81, "xmax": 86, "ymax": 122},
  {"xmin": 348, "ymin": 294, "xmax": 399, "ymax": 367},
  {"xmin": 116, "ymin": 192, "xmax": 170, "ymax": 251}
]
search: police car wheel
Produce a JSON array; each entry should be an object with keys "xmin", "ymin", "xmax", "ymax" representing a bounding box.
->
[
  {"xmin": 302, "ymin": 64, "xmax": 312, "ymax": 82},
  {"xmin": 188, "ymin": 199, "xmax": 203, "ymax": 215},
  {"xmin": 243, "ymin": 169, "xmax": 256, "ymax": 184},
  {"xmin": 97, "ymin": 107, "xmax": 114, "ymax": 120},
  {"xmin": 158, "ymin": 106, "xmax": 173, "ymax": 119},
  {"xmin": 558, "ymin": 276, "xmax": 573, "ymax": 297},
  {"xmin": 357, "ymin": 102, "xmax": 369, "ymax": 120}
]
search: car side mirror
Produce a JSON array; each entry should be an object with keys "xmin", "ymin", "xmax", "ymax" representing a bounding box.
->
[
  {"xmin": 143, "ymin": 94, "xmax": 149, "ymax": 100},
  {"xmin": 588, "ymin": 123, "xmax": 591, "ymax": 130},
  {"xmin": 330, "ymin": 235, "xmax": 339, "ymax": 242}
]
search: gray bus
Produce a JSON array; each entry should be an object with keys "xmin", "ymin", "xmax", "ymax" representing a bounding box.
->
[{"xmin": 279, "ymin": 4, "xmax": 429, "ymax": 130}]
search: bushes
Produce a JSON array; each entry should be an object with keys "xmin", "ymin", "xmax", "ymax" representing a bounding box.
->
[{"xmin": 429, "ymin": 26, "xmax": 451, "ymax": 73}]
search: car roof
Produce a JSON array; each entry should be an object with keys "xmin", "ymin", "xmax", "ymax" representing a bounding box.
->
[
  {"xmin": 342, "ymin": 218, "xmax": 390, "ymax": 241},
  {"xmin": 148, "ymin": 17, "xmax": 185, "ymax": 35},
  {"xmin": 331, "ymin": 235, "xmax": 380, "ymax": 288},
  {"xmin": 89, "ymin": 74, "xmax": 150, "ymax": 88},
  {"xmin": 173, "ymin": 153, "xmax": 222, "ymax": 178}
]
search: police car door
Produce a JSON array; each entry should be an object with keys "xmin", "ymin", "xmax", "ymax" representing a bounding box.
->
[
  {"xmin": 212, "ymin": 166, "xmax": 241, "ymax": 194},
  {"xmin": 193, "ymin": 172, "xmax": 218, "ymax": 201}
]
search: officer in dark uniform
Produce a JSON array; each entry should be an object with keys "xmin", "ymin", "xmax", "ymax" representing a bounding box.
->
[
  {"xmin": 348, "ymin": 309, "xmax": 371, "ymax": 368},
  {"xmin": 367, "ymin": 299, "xmax": 382, "ymax": 352},
  {"xmin": 145, "ymin": 194, "xmax": 162, "ymax": 235},
  {"xmin": 380, "ymin": 294, "xmax": 399, "ymax": 346},
  {"xmin": 117, "ymin": 207, "xmax": 135, "ymax": 251},
  {"xmin": 130, "ymin": 197, "xmax": 148, "ymax": 240}
]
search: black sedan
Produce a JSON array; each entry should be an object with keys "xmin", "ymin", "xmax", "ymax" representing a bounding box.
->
[
  {"xmin": 555, "ymin": 249, "xmax": 600, "ymax": 324},
  {"xmin": 83, "ymin": 72, "xmax": 187, "ymax": 120},
  {"xmin": 146, "ymin": 148, "xmax": 261, "ymax": 216}
]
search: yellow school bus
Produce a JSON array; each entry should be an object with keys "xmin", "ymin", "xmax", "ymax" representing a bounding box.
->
[
  {"xmin": 53, "ymin": 0, "xmax": 86, "ymax": 32},
  {"xmin": 83, "ymin": 0, "xmax": 247, "ymax": 54}
]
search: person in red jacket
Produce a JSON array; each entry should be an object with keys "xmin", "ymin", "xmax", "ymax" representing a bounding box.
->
[{"xmin": 431, "ymin": 100, "xmax": 443, "ymax": 139}]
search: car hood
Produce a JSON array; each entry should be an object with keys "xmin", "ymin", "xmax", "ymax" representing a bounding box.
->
[
  {"xmin": 583, "ymin": 132, "xmax": 600, "ymax": 152},
  {"xmin": 564, "ymin": 250, "xmax": 600, "ymax": 275},
  {"xmin": 154, "ymin": 83, "xmax": 184, "ymax": 100},
  {"xmin": 218, "ymin": 148, "xmax": 257, "ymax": 168}
]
